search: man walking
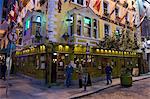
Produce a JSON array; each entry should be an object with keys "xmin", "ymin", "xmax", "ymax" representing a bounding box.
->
[
  {"xmin": 105, "ymin": 63, "xmax": 112, "ymax": 85},
  {"xmin": 65, "ymin": 62, "xmax": 74, "ymax": 87}
]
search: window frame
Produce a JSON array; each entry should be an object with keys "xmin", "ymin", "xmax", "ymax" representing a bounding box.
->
[
  {"xmin": 104, "ymin": 24, "xmax": 110, "ymax": 36},
  {"xmin": 71, "ymin": 0, "xmax": 86, "ymax": 6},
  {"xmin": 103, "ymin": 1, "xmax": 109, "ymax": 15},
  {"xmin": 115, "ymin": 7, "xmax": 119, "ymax": 17},
  {"xmin": 68, "ymin": 14, "xmax": 99, "ymax": 39}
]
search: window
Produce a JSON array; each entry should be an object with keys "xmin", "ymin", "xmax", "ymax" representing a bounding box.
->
[
  {"xmin": 69, "ymin": 14, "xmax": 98, "ymax": 39},
  {"xmin": 36, "ymin": 16, "xmax": 41, "ymax": 23},
  {"xmin": 115, "ymin": 28, "xmax": 121, "ymax": 38},
  {"xmin": 84, "ymin": 17, "xmax": 91, "ymax": 37},
  {"xmin": 115, "ymin": 7, "xmax": 119, "ymax": 16},
  {"xmin": 93, "ymin": 19, "xmax": 98, "ymax": 38},
  {"xmin": 71, "ymin": 0, "xmax": 84, "ymax": 5},
  {"xmin": 69, "ymin": 15, "xmax": 74, "ymax": 36},
  {"xmin": 104, "ymin": 24, "xmax": 110, "ymax": 36},
  {"xmin": 125, "ymin": 12, "xmax": 129, "ymax": 21},
  {"xmin": 103, "ymin": 2, "xmax": 108, "ymax": 15},
  {"xmin": 25, "ymin": 18, "xmax": 30, "ymax": 30},
  {"xmin": 77, "ymin": 15, "xmax": 82, "ymax": 36}
]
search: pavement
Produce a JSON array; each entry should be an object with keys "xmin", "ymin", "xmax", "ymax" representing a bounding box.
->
[{"xmin": 0, "ymin": 73, "xmax": 150, "ymax": 99}]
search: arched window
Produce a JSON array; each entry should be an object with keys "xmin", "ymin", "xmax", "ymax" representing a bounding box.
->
[{"xmin": 36, "ymin": 16, "xmax": 41, "ymax": 23}]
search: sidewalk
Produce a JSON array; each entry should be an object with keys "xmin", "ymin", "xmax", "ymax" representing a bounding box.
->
[{"xmin": 0, "ymin": 73, "xmax": 150, "ymax": 99}]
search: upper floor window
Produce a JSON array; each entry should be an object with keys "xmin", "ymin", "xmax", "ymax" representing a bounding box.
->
[
  {"xmin": 103, "ymin": 2, "xmax": 108, "ymax": 14},
  {"xmin": 36, "ymin": 16, "xmax": 41, "ymax": 23},
  {"xmin": 25, "ymin": 18, "xmax": 30, "ymax": 30},
  {"xmin": 69, "ymin": 14, "xmax": 98, "ymax": 39},
  {"xmin": 71, "ymin": 0, "xmax": 84, "ymax": 5},
  {"xmin": 115, "ymin": 7, "xmax": 119, "ymax": 16},
  {"xmin": 125, "ymin": 12, "xmax": 129, "ymax": 21},
  {"xmin": 115, "ymin": 28, "xmax": 121, "ymax": 38},
  {"xmin": 93, "ymin": 19, "xmax": 98, "ymax": 38},
  {"xmin": 84, "ymin": 17, "xmax": 91, "ymax": 37},
  {"xmin": 69, "ymin": 15, "xmax": 74, "ymax": 36},
  {"xmin": 104, "ymin": 24, "xmax": 110, "ymax": 36},
  {"xmin": 77, "ymin": 15, "xmax": 82, "ymax": 36}
]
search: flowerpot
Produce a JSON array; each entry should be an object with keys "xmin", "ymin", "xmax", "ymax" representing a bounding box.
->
[{"xmin": 120, "ymin": 75, "xmax": 132, "ymax": 87}]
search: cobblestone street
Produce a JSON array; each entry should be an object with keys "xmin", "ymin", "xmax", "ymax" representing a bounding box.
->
[{"xmin": 82, "ymin": 78, "xmax": 150, "ymax": 99}]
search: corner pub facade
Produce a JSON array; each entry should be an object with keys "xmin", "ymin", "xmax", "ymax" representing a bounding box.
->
[{"xmin": 13, "ymin": 0, "xmax": 147, "ymax": 85}]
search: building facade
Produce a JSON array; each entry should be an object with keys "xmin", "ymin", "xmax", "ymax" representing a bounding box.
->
[{"xmin": 1, "ymin": 0, "xmax": 147, "ymax": 84}]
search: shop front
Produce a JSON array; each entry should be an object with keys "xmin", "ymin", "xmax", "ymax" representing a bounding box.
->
[{"xmin": 15, "ymin": 44, "xmax": 141, "ymax": 85}]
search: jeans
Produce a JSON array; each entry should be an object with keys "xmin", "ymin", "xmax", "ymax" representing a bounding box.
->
[
  {"xmin": 106, "ymin": 74, "xmax": 112, "ymax": 84},
  {"xmin": 66, "ymin": 74, "xmax": 72, "ymax": 87}
]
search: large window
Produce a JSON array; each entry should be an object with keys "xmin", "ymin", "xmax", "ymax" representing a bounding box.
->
[
  {"xmin": 93, "ymin": 19, "xmax": 98, "ymax": 38},
  {"xmin": 103, "ymin": 2, "xmax": 108, "ymax": 15},
  {"xmin": 84, "ymin": 17, "xmax": 91, "ymax": 37},
  {"xmin": 104, "ymin": 24, "xmax": 110, "ymax": 36},
  {"xmin": 69, "ymin": 15, "xmax": 74, "ymax": 36},
  {"xmin": 71, "ymin": 0, "xmax": 84, "ymax": 5},
  {"xmin": 69, "ymin": 14, "xmax": 98, "ymax": 38},
  {"xmin": 77, "ymin": 15, "xmax": 82, "ymax": 36}
]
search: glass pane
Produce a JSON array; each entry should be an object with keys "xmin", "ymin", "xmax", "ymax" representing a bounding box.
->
[
  {"xmin": 77, "ymin": 0, "xmax": 84, "ymax": 5},
  {"xmin": 77, "ymin": 15, "xmax": 82, "ymax": 25},
  {"xmin": 93, "ymin": 29, "xmax": 97, "ymax": 38},
  {"xmin": 104, "ymin": 24, "xmax": 109, "ymax": 35},
  {"xmin": 70, "ymin": 25, "xmax": 73, "ymax": 36},
  {"xmin": 77, "ymin": 25, "xmax": 81, "ymax": 35},
  {"xmin": 84, "ymin": 27, "xmax": 91, "ymax": 37},
  {"xmin": 115, "ymin": 8, "xmax": 119, "ymax": 16},
  {"xmin": 93, "ymin": 19, "xmax": 97, "ymax": 38},
  {"xmin": 84, "ymin": 17, "xmax": 91, "ymax": 27},
  {"xmin": 103, "ymin": 2, "xmax": 108, "ymax": 14}
]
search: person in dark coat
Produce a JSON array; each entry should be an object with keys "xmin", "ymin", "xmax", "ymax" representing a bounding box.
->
[
  {"xmin": 105, "ymin": 63, "xmax": 112, "ymax": 85},
  {"xmin": 65, "ymin": 62, "xmax": 74, "ymax": 87},
  {"xmin": 1, "ymin": 61, "xmax": 7, "ymax": 80}
]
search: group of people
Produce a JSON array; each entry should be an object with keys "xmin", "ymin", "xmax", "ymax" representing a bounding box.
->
[
  {"xmin": 0, "ymin": 60, "xmax": 7, "ymax": 80},
  {"xmin": 64, "ymin": 62, "xmax": 113, "ymax": 88}
]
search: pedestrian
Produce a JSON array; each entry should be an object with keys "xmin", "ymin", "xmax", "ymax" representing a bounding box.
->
[
  {"xmin": 105, "ymin": 63, "xmax": 112, "ymax": 85},
  {"xmin": 65, "ymin": 62, "xmax": 74, "ymax": 87},
  {"xmin": 1, "ymin": 60, "xmax": 7, "ymax": 80},
  {"xmin": 78, "ymin": 63, "xmax": 83, "ymax": 88}
]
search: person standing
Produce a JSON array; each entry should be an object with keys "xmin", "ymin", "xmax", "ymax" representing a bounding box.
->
[
  {"xmin": 1, "ymin": 60, "xmax": 7, "ymax": 80},
  {"xmin": 65, "ymin": 62, "xmax": 74, "ymax": 87},
  {"xmin": 105, "ymin": 63, "xmax": 112, "ymax": 85},
  {"xmin": 78, "ymin": 63, "xmax": 83, "ymax": 88}
]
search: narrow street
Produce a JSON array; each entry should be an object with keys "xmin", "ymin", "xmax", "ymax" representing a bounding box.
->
[{"xmin": 82, "ymin": 78, "xmax": 150, "ymax": 99}]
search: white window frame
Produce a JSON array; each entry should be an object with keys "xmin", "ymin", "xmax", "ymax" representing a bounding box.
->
[
  {"xmin": 77, "ymin": 14, "xmax": 82, "ymax": 36},
  {"xmin": 93, "ymin": 19, "xmax": 98, "ymax": 39},
  {"xmin": 83, "ymin": 17, "xmax": 92, "ymax": 37},
  {"xmin": 68, "ymin": 14, "xmax": 74, "ymax": 36}
]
